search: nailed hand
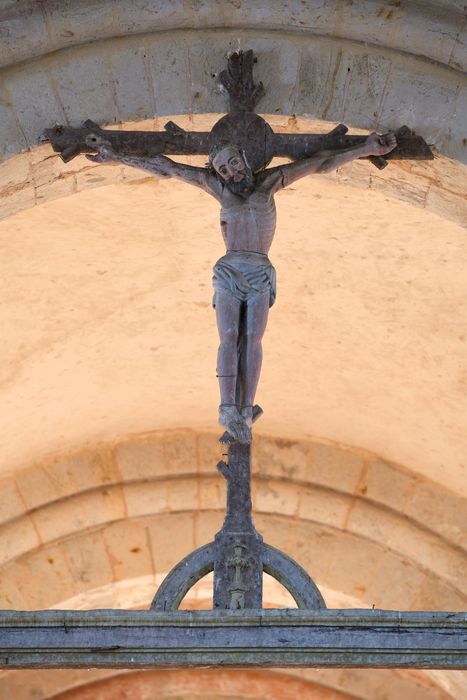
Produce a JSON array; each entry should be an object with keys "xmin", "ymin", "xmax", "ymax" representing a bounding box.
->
[
  {"xmin": 365, "ymin": 132, "xmax": 397, "ymax": 157},
  {"xmin": 86, "ymin": 145, "xmax": 116, "ymax": 163}
]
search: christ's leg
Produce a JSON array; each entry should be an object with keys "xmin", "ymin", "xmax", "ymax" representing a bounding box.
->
[
  {"xmin": 214, "ymin": 288, "xmax": 251, "ymax": 443},
  {"xmin": 241, "ymin": 291, "xmax": 270, "ymax": 424}
]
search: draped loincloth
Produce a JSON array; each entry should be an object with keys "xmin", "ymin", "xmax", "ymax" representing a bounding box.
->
[{"xmin": 212, "ymin": 251, "xmax": 276, "ymax": 308}]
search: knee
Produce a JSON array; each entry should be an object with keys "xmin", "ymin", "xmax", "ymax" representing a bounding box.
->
[
  {"xmin": 219, "ymin": 329, "xmax": 239, "ymax": 347},
  {"xmin": 245, "ymin": 332, "xmax": 262, "ymax": 347}
]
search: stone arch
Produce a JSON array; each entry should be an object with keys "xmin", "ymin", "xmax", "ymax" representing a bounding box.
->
[
  {"xmin": 0, "ymin": 667, "xmax": 455, "ymax": 700},
  {"xmin": 1, "ymin": 115, "xmax": 466, "ymax": 224},
  {"xmin": 0, "ymin": 431, "xmax": 464, "ymax": 613},
  {"xmin": 0, "ymin": 0, "xmax": 464, "ymax": 69},
  {"xmin": 0, "ymin": 3, "xmax": 465, "ymax": 160},
  {"xmin": 0, "ymin": 13, "xmax": 465, "ymax": 219},
  {"xmin": 0, "ymin": 432, "xmax": 464, "ymax": 699}
]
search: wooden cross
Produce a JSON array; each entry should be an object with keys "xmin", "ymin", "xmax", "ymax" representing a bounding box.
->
[
  {"xmin": 2, "ymin": 52, "xmax": 464, "ymax": 674},
  {"xmin": 44, "ymin": 48, "xmax": 435, "ymax": 615},
  {"xmin": 44, "ymin": 49, "xmax": 433, "ymax": 170}
]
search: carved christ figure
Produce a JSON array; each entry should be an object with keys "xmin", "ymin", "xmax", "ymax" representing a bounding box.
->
[{"xmin": 88, "ymin": 132, "xmax": 396, "ymax": 442}]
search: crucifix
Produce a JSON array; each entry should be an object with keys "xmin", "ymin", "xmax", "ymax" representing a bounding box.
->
[
  {"xmin": 44, "ymin": 47, "xmax": 434, "ymax": 616},
  {"xmin": 43, "ymin": 47, "xmax": 437, "ymax": 612},
  {"xmin": 1, "ymin": 49, "xmax": 464, "ymax": 675},
  {"xmin": 45, "ymin": 49, "xmax": 432, "ymax": 445}
]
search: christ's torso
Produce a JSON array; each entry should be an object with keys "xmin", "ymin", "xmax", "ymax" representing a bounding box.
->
[{"xmin": 219, "ymin": 188, "xmax": 276, "ymax": 256}]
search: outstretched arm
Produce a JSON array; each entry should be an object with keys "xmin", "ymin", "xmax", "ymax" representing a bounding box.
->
[
  {"xmin": 263, "ymin": 133, "xmax": 397, "ymax": 191},
  {"xmin": 86, "ymin": 145, "xmax": 220, "ymax": 197}
]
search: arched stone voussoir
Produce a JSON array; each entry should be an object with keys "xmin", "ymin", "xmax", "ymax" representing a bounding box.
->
[
  {"xmin": 0, "ymin": 667, "xmax": 458, "ymax": 700},
  {"xmin": 0, "ymin": 509, "xmax": 464, "ymax": 614},
  {"xmin": 0, "ymin": 667, "xmax": 444, "ymax": 700},
  {"xmin": 0, "ymin": 1, "xmax": 464, "ymax": 74},
  {"xmin": 0, "ymin": 432, "xmax": 465, "ymax": 599},
  {"xmin": 8, "ymin": 433, "xmax": 467, "ymax": 530},
  {"xmin": 0, "ymin": 27, "xmax": 465, "ymax": 165},
  {"xmin": 1, "ymin": 114, "xmax": 465, "ymax": 228}
]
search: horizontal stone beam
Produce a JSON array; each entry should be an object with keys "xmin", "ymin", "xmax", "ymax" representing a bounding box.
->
[{"xmin": 0, "ymin": 609, "xmax": 465, "ymax": 669}]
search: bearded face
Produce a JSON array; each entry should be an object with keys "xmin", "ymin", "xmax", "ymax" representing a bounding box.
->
[{"xmin": 211, "ymin": 146, "xmax": 253, "ymax": 195}]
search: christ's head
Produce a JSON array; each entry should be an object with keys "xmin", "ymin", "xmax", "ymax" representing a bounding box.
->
[{"xmin": 209, "ymin": 144, "xmax": 253, "ymax": 194}]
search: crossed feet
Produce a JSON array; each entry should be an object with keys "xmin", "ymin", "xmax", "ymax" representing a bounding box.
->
[{"xmin": 219, "ymin": 404, "xmax": 263, "ymax": 443}]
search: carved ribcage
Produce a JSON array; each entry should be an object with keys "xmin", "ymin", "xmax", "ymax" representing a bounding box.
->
[{"xmin": 220, "ymin": 197, "xmax": 277, "ymax": 253}]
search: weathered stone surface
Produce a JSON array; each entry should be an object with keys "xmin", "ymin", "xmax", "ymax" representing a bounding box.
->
[
  {"xmin": 4, "ymin": 544, "xmax": 78, "ymax": 608},
  {"xmin": 109, "ymin": 46, "xmax": 155, "ymax": 122},
  {"xmin": 253, "ymin": 479, "xmax": 302, "ymax": 518},
  {"xmin": 59, "ymin": 532, "xmax": 114, "ymax": 594},
  {"xmin": 197, "ymin": 432, "xmax": 223, "ymax": 474},
  {"xmin": 124, "ymin": 480, "xmax": 171, "ymax": 518},
  {"xmin": 147, "ymin": 512, "xmax": 196, "ymax": 574},
  {"xmin": 252, "ymin": 435, "xmax": 309, "ymax": 481},
  {"xmin": 3, "ymin": 65, "xmax": 67, "ymax": 148},
  {"xmin": 30, "ymin": 487, "xmax": 126, "ymax": 543},
  {"xmin": 358, "ymin": 455, "xmax": 417, "ymax": 509},
  {"xmin": 101, "ymin": 520, "xmax": 154, "ymax": 582},
  {"xmin": 162, "ymin": 431, "xmax": 198, "ymax": 474},
  {"xmin": 0, "ymin": 28, "xmax": 465, "ymax": 164},
  {"xmin": 50, "ymin": 48, "xmax": 120, "ymax": 126},
  {"xmin": 1, "ymin": 0, "xmax": 464, "ymax": 73},
  {"xmin": 404, "ymin": 479, "xmax": 467, "ymax": 548},
  {"xmin": 194, "ymin": 510, "xmax": 224, "ymax": 549},
  {"xmin": 0, "ymin": 516, "xmax": 40, "ymax": 567},
  {"xmin": 297, "ymin": 486, "xmax": 349, "ymax": 529},
  {"xmin": 114, "ymin": 436, "xmax": 165, "ymax": 479},
  {"xmin": 410, "ymin": 577, "xmax": 467, "ymax": 613},
  {"xmin": 15, "ymin": 448, "xmax": 118, "ymax": 509},
  {"xmin": 0, "ymin": 97, "xmax": 28, "ymax": 160},
  {"xmin": 0, "ymin": 475, "xmax": 26, "ymax": 521},
  {"xmin": 304, "ymin": 441, "xmax": 364, "ymax": 493}
]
